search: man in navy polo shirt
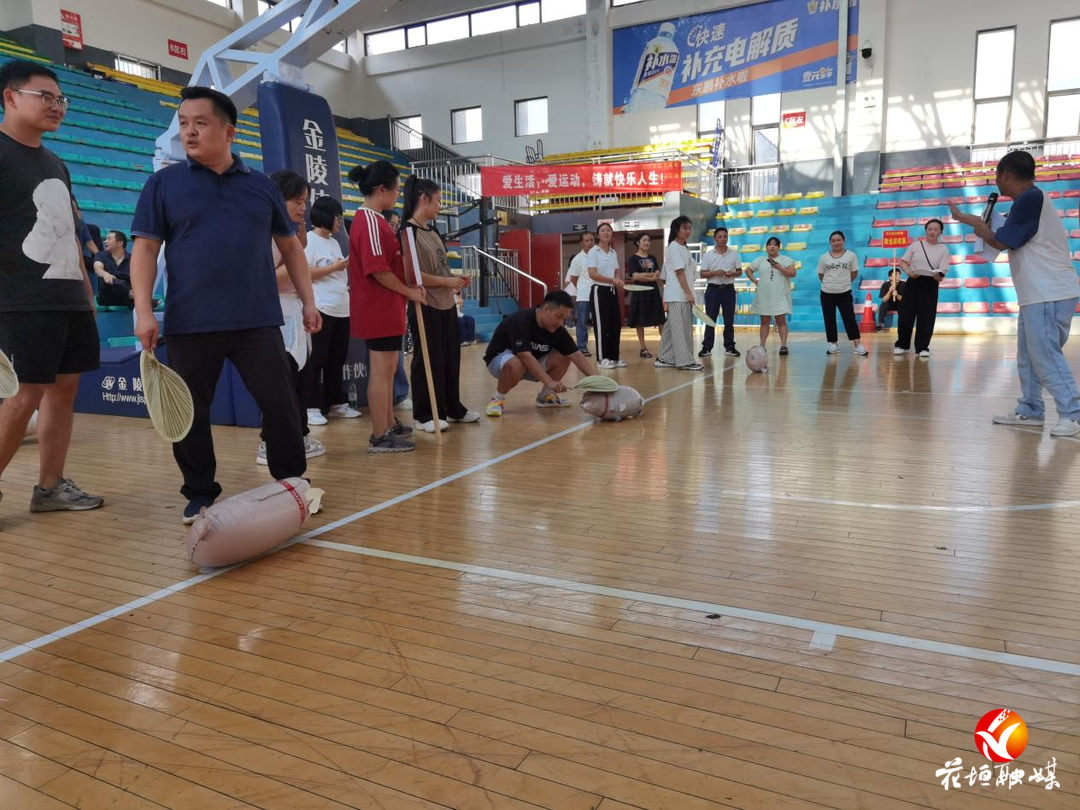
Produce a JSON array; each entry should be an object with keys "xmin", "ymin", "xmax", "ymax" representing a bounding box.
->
[
  {"xmin": 130, "ymin": 86, "xmax": 322, "ymax": 522},
  {"xmin": 92, "ymin": 230, "xmax": 133, "ymax": 308}
]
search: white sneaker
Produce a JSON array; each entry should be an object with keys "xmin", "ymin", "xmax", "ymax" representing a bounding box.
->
[
  {"xmin": 1051, "ymin": 419, "xmax": 1080, "ymax": 438},
  {"xmin": 614, "ymin": 359, "xmax": 627, "ymax": 368},
  {"xmin": 395, "ymin": 397, "xmax": 413, "ymax": 410},
  {"xmin": 893, "ymin": 347, "xmax": 908, "ymax": 356},
  {"xmin": 918, "ymin": 350, "xmax": 930, "ymax": 359},
  {"xmin": 415, "ymin": 419, "xmax": 450, "ymax": 433},
  {"xmin": 304, "ymin": 436, "xmax": 326, "ymax": 458},
  {"xmin": 307, "ymin": 408, "xmax": 328, "ymax": 426},
  {"xmin": 992, "ymin": 412, "xmax": 1044, "ymax": 427},
  {"xmin": 826, "ymin": 343, "xmax": 839, "ymax": 355},
  {"xmin": 853, "ymin": 345, "xmax": 868, "ymax": 356},
  {"xmin": 328, "ymin": 403, "xmax": 361, "ymax": 419},
  {"xmin": 448, "ymin": 410, "xmax": 481, "ymax": 423},
  {"xmin": 598, "ymin": 359, "xmax": 618, "ymax": 369},
  {"xmin": 256, "ymin": 442, "xmax": 268, "ymax": 466}
]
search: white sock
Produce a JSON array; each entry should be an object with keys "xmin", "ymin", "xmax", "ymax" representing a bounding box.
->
[
  {"xmin": 537, "ymin": 385, "xmax": 553, "ymax": 400},
  {"xmin": 492, "ymin": 390, "xmax": 505, "ymax": 400}
]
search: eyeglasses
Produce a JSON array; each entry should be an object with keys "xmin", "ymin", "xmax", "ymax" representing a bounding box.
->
[{"xmin": 14, "ymin": 89, "xmax": 71, "ymax": 111}]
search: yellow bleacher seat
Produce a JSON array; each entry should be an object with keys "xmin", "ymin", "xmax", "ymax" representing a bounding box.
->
[
  {"xmin": 782, "ymin": 192, "xmax": 803, "ymax": 201},
  {"xmin": 744, "ymin": 196, "xmax": 762, "ymax": 204},
  {"xmin": 724, "ymin": 196, "xmax": 742, "ymax": 205},
  {"xmin": 735, "ymin": 211, "xmax": 754, "ymax": 219},
  {"xmin": 741, "ymin": 244, "xmax": 762, "ymax": 253},
  {"xmin": 798, "ymin": 206, "xmax": 819, "ymax": 215},
  {"xmin": 727, "ymin": 227, "xmax": 746, "ymax": 235},
  {"xmin": 805, "ymin": 191, "xmax": 825, "ymax": 199},
  {"xmin": 234, "ymin": 138, "xmax": 259, "ymax": 148},
  {"xmin": 756, "ymin": 209, "xmax": 776, "ymax": 218},
  {"xmin": 786, "ymin": 242, "xmax": 807, "ymax": 251},
  {"xmin": 749, "ymin": 225, "xmax": 768, "ymax": 234},
  {"xmin": 777, "ymin": 208, "xmax": 796, "ymax": 217},
  {"xmin": 793, "ymin": 262, "xmax": 803, "ymax": 270},
  {"xmin": 792, "ymin": 223, "xmax": 813, "ymax": 232},
  {"xmin": 771, "ymin": 225, "xmax": 790, "ymax": 233},
  {"xmin": 763, "ymin": 194, "xmax": 781, "ymax": 202}
]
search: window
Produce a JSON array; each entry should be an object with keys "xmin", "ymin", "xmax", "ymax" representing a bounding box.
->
[
  {"xmin": 519, "ymin": 2, "xmax": 541, "ymax": 25},
  {"xmin": 541, "ymin": 0, "xmax": 586, "ymax": 23},
  {"xmin": 407, "ymin": 26, "xmax": 426, "ymax": 48},
  {"xmin": 972, "ymin": 28, "xmax": 1014, "ymax": 144},
  {"xmin": 751, "ymin": 93, "xmax": 780, "ymax": 164},
  {"xmin": 1046, "ymin": 18, "xmax": 1080, "ymax": 139},
  {"xmin": 452, "ymin": 107, "xmax": 483, "ymax": 144},
  {"xmin": 472, "ymin": 5, "xmax": 517, "ymax": 36},
  {"xmin": 612, "ymin": 0, "xmax": 647, "ymax": 5},
  {"xmin": 697, "ymin": 100, "xmax": 725, "ymax": 136},
  {"xmin": 367, "ymin": 28, "xmax": 406, "ymax": 55},
  {"xmin": 427, "ymin": 15, "xmax": 470, "ymax": 45},
  {"xmin": 115, "ymin": 54, "xmax": 160, "ymax": 81},
  {"xmin": 332, "ymin": 39, "xmax": 347, "ymax": 53},
  {"xmin": 515, "ymin": 97, "xmax": 548, "ymax": 136}
]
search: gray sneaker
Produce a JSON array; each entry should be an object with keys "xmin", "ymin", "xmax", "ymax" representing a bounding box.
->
[
  {"xmin": 30, "ymin": 478, "xmax": 104, "ymax": 512},
  {"xmin": 368, "ymin": 429, "xmax": 415, "ymax": 453}
]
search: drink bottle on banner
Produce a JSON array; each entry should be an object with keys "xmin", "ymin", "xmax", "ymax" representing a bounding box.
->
[{"xmin": 624, "ymin": 22, "xmax": 680, "ymax": 113}]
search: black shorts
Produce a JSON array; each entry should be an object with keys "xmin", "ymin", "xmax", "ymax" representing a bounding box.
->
[
  {"xmin": 366, "ymin": 334, "xmax": 404, "ymax": 352},
  {"xmin": 0, "ymin": 310, "xmax": 100, "ymax": 384}
]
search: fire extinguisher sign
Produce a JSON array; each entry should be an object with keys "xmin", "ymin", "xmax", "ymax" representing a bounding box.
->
[{"xmin": 60, "ymin": 9, "xmax": 83, "ymax": 51}]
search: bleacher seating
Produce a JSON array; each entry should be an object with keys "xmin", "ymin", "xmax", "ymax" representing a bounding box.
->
[{"xmin": 0, "ymin": 38, "xmax": 413, "ymax": 346}]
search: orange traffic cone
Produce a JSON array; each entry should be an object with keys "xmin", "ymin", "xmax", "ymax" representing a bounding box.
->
[{"xmin": 859, "ymin": 292, "xmax": 876, "ymax": 333}]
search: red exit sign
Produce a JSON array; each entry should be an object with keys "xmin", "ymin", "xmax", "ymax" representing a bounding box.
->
[
  {"xmin": 882, "ymin": 229, "xmax": 910, "ymax": 249},
  {"xmin": 167, "ymin": 39, "xmax": 189, "ymax": 60}
]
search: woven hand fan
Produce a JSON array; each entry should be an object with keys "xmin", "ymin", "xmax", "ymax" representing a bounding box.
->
[
  {"xmin": 0, "ymin": 349, "xmax": 18, "ymax": 398},
  {"xmin": 140, "ymin": 351, "xmax": 194, "ymax": 442},
  {"xmin": 623, "ymin": 284, "xmax": 653, "ymax": 292},
  {"xmin": 691, "ymin": 305, "xmax": 718, "ymax": 327},
  {"xmin": 574, "ymin": 375, "xmax": 619, "ymax": 393}
]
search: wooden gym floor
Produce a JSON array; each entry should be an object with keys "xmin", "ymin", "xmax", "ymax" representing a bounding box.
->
[{"xmin": 0, "ymin": 328, "xmax": 1079, "ymax": 809}]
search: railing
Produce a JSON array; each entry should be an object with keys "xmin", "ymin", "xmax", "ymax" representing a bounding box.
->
[
  {"xmin": 459, "ymin": 245, "xmax": 547, "ymax": 308},
  {"xmin": 410, "ymin": 154, "xmax": 530, "ymax": 211},
  {"xmin": 969, "ymin": 137, "xmax": 1080, "ymax": 164},
  {"xmin": 721, "ymin": 164, "xmax": 780, "ymax": 200},
  {"xmin": 388, "ymin": 117, "xmax": 461, "ymax": 165}
]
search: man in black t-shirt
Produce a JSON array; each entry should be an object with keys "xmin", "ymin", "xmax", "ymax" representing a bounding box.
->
[
  {"xmin": 0, "ymin": 61, "xmax": 103, "ymax": 513},
  {"xmin": 483, "ymin": 290, "xmax": 596, "ymax": 417}
]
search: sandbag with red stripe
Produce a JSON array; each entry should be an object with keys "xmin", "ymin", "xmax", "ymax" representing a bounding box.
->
[
  {"xmin": 186, "ymin": 478, "xmax": 324, "ymax": 569},
  {"xmin": 580, "ymin": 386, "xmax": 645, "ymax": 421}
]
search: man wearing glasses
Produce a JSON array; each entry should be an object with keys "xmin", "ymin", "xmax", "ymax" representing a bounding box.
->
[{"xmin": 0, "ymin": 60, "xmax": 104, "ymax": 513}]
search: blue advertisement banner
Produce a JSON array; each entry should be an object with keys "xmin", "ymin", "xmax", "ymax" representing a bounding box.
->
[{"xmin": 613, "ymin": 0, "xmax": 859, "ymax": 115}]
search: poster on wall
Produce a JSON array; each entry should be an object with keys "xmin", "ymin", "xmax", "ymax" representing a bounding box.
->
[
  {"xmin": 167, "ymin": 40, "xmax": 189, "ymax": 60},
  {"xmin": 781, "ymin": 110, "xmax": 806, "ymax": 128},
  {"xmin": 612, "ymin": 0, "xmax": 858, "ymax": 115},
  {"xmin": 60, "ymin": 9, "xmax": 83, "ymax": 51}
]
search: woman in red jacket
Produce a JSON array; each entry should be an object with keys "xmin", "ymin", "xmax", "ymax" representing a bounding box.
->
[{"xmin": 347, "ymin": 160, "xmax": 425, "ymax": 453}]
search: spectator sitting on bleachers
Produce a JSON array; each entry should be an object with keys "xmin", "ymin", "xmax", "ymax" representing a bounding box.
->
[
  {"xmin": 875, "ymin": 268, "xmax": 905, "ymax": 332},
  {"xmin": 93, "ymin": 230, "xmax": 133, "ymax": 308},
  {"xmin": 455, "ymin": 291, "xmax": 476, "ymax": 346}
]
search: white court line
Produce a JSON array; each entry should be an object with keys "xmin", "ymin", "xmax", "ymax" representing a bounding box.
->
[
  {"xmin": 712, "ymin": 489, "xmax": 1080, "ymax": 513},
  {"xmin": 3, "ymin": 351, "xmax": 1077, "ymax": 676},
  {"xmin": 304, "ymin": 539, "xmax": 1080, "ymax": 676}
]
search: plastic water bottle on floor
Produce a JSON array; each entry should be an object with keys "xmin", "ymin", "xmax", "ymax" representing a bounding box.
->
[
  {"xmin": 624, "ymin": 22, "xmax": 680, "ymax": 114},
  {"xmin": 348, "ymin": 382, "xmax": 358, "ymax": 411}
]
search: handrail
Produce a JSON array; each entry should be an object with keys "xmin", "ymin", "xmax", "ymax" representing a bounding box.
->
[{"xmin": 464, "ymin": 245, "xmax": 547, "ymax": 296}]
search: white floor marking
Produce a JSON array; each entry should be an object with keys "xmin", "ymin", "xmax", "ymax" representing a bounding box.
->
[
  {"xmin": 809, "ymin": 630, "xmax": 837, "ymax": 651},
  {"xmin": 713, "ymin": 489, "xmax": 1080, "ymax": 513},
  {"xmin": 303, "ymin": 539, "xmax": 1080, "ymax": 677}
]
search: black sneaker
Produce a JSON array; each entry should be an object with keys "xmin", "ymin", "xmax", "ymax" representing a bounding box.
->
[
  {"xmin": 368, "ymin": 430, "xmax": 415, "ymax": 453},
  {"xmin": 779, "ymin": 346, "xmax": 789, "ymax": 356},
  {"xmin": 182, "ymin": 495, "xmax": 216, "ymax": 525},
  {"xmin": 392, "ymin": 417, "xmax": 414, "ymax": 438},
  {"xmin": 725, "ymin": 348, "xmax": 741, "ymax": 357},
  {"xmin": 698, "ymin": 348, "xmax": 712, "ymax": 357},
  {"xmin": 581, "ymin": 349, "xmax": 592, "ymax": 357}
]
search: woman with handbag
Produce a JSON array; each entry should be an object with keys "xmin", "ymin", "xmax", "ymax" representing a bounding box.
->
[{"xmin": 894, "ymin": 219, "xmax": 950, "ymax": 358}]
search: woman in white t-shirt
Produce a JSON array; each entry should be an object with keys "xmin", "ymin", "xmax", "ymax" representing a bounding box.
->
[
  {"xmin": 587, "ymin": 223, "xmax": 625, "ymax": 368},
  {"xmin": 816, "ymin": 230, "xmax": 867, "ymax": 356},
  {"xmin": 656, "ymin": 216, "xmax": 703, "ymax": 371},
  {"xmin": 304, "ymin": 195, "xmax": 358, "ymax": 424},
  {"xmin": 895, "ymin": 218, "xmax": 950, "ymax": 358}
]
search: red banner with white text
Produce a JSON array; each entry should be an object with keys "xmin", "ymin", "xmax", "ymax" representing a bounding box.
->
[{"xmin": 480, "ymin": 161, "xmax": 683, "ymax": 197}]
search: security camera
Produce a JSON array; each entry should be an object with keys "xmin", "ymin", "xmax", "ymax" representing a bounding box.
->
[{"xmin": 861, "ymin": 40, "xmax": 872, "ymax": 60}]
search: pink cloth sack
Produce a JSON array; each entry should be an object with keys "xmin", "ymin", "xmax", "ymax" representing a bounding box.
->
[
  {"xmin": 186, "ymin": 478, "xmax": 324, "ymax": 569},
  {"xmin": 579, "ymin": 386, "xmax": 645, "ymax": 421}
]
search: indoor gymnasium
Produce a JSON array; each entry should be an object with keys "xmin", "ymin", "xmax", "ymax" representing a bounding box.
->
[{"xmin": 1, "ymin": 0, "xmax": 1080, "ymax": 807}]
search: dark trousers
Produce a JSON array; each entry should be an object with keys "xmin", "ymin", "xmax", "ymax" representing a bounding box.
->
[
  {"xmin": 408, "ymin": 303, "xmax": 467, "ymax": 423},
  {"xmin": 591, "ymin": 285, "xmax": 621, "ymax": 362},
  {"xmin": 895, "ymin": 275, "xmax": 939, "ymax": 352},
  {"xmin": 96, "ymin": 276, "xmax": 133, "ymax": 308},
  {"xmin": 701, "ymin": 284, "xmax": 737, "ymax": 351},
  {"xmin": 458, "ymin": 314, "xmax": 476, "ymax": 344},
  {"xmin": 306, "ymin": 313, "xmax": 350, "ymax": 413},
  {"xmin": 167, "ymin": 327, "xmax": 305, "ymax": 500},
  {"xmin": 820, "ymin": 290, "xmax": 861, "ymax": 343}
]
